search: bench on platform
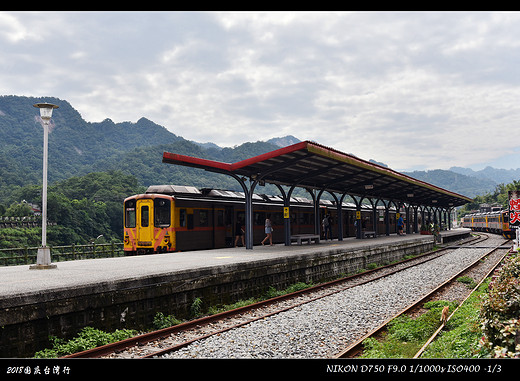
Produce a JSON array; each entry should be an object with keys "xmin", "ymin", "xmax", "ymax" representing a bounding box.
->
[
  {"xmin": 362, "ymin": 231, "xmax": 376, "ymax": 238},
  {"xmin": 290, "ymin": 234, "xmax": 320, "ymax": 245}
]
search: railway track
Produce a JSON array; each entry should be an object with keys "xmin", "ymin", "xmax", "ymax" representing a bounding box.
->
[
  {"xmin": 335, "ymin": 235, "xmax": 511, "ymax": 358},
  {"xmin": 63, "ymin": 233, "xmax": 507, "ymax": 359}
]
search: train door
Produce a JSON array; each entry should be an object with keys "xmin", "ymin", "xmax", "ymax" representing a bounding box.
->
[{"xmin": 137, "ymin": 199, "xmax": 154, "ymax": 245}]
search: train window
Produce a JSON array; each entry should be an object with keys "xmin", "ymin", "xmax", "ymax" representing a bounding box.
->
[
  {"xmin": 254, "ymin": 212, "xmax": 266, "ymax": 225},
  {"xmin": 217, "ymin": 210, "xmax": 224, "ymax": 227},
  {"xmin": 225, "ymin": 207, "xmax": 233, "ymax": 226},
  {"xmin": 179, "ymin": 209, "xmax": 186, "ymax": 227},
  {"xmin": 154, "ymin": 198, "xmax": 171, "ymax": 228},
  {"xmin": 187, "ymin": 213, "xmax": 194, "ymax": 230},
  {"xmin": 272, "ymin": 212, "xmax": 283, "ymax": 225},
  {"xmin": 141, "ymin": 205, "xmax": 149, "ymax": 227},
  {"xmin": 125, "ymin": 200, "xmax": 136, "ymax": 228},
  {"xmin": 199, "ymin": 210, "xmax": 208, "ymax": 227},
  {"xmin": 237, "ymin": 211, "xmax": 245, "ymax": 226}
]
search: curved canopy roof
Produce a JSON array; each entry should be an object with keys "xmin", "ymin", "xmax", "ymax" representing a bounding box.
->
[{"xmin": 163, "ymin": 141, "xmax": 471, "ymax": 208}]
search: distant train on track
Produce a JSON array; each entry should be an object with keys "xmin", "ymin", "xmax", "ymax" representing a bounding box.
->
[
  {"xmin": 461, "ymin": 209, "xmax": 515, "ymax": 239},
  {"xmin": 123, "ymin": 185, "xmax": 405, "ymax": 255}
]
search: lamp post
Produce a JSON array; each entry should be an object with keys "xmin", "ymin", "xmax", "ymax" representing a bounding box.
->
[{"xmin": 30, "ymin": 102, "xmax": 59, "ymax": 270}]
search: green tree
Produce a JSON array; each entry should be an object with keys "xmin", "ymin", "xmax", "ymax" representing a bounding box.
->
[
  {"xmin": 4, "ymin": 202, "xmax": 33, "ymax": 217},
  {"xmin": 459, "ymin": 180, "xmax": 520, "ymax": 216}
]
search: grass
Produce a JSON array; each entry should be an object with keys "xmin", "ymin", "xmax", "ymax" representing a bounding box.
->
[
  {"xmin": 360, "ymin": 279, "xmax": 491, "ymax": 358},
  {"xmin": 421, "ymin": 281, "xmax": 489, "ymax": 358},
  {"xmin": 360, "ymin": 300, "xmax": 459, "ymax": 358}
]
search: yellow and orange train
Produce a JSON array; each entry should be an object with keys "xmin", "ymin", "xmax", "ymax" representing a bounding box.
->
[
  {"xmin": 461, "ymin": 209, "xmax": 515, "ymax": 239},
  {"xmin": 123, "ymin": 185, "xmax": 401, "ymax": 255}
]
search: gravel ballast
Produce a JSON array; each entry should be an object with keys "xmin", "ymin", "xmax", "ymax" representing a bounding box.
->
[{"xmin": 165, "ymin": 236, "xmax": 507, "ymax": 359}]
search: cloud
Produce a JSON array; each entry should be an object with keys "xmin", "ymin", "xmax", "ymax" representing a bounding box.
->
[{"xmin": 1, "ymin": 11, "xmax": 520, "ymax": 171}]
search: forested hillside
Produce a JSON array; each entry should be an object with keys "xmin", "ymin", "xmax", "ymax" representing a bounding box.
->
[
  {"xmin": 0, "ymin": 96, "xmax": 289, "ymax": 247},
  {"xmin": 0, "ymin": 95, "xmax": 284, "ymax": 204},
  {"xmin": 402, "ymin": 169, "xmax": 497, "ymax": 198}
]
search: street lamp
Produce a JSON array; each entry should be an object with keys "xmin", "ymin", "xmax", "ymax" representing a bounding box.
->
[{"xmin": 30, "ymin": 102, "xmax": 59, "ymax": 270}]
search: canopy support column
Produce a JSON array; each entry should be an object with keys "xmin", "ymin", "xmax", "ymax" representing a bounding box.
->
[
  {"xmin": 275, "ymin": 184, "xmax": 297, "ymax": 246},
  {"xmin": 228, "ymin": 174, "xmax": 254, "ymax": 250}
]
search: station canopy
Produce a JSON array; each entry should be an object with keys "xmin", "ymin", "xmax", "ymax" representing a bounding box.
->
[{"xmin": 162, "ymin": 141, "xmax": 471, "ymax": 209}]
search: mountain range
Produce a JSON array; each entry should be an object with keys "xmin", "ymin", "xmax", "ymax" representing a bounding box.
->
[{"xmin": 0, "ymin": 95, "xmax": 515, "ymax": 204}]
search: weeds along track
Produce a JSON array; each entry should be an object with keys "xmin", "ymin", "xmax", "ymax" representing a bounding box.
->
[{"xmin": 63, "ymin": 233, "xmax": 503, "ymax": 359}]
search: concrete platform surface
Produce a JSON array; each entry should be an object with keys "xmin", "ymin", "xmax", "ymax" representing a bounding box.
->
[{"xmin": 0, "ymin": 231, "xmax": 477, "ymax": 299}]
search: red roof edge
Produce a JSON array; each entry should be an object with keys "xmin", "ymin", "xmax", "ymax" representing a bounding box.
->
[
  {"xmin": 162, "ymin": 152, "xmax": 233, "ymax": 172},
  {"xmin": 162, "ymin": 141, "xmax": 309, "ymax": 173},
  {"xmin": 230, "ymin": 141, "xmax": 309, "ymax": 170}
]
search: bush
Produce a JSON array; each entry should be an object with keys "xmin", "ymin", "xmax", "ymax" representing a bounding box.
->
[
  {"xmin": 153, "ymin": 312, "xmax": 182, "ymax": 330},
  {"xmin": 457, "ymin": 275, "xmax": 477, "ymax": 289},
  {"xmin": 0, "ymin": 227, "xmax": 41, "ymax": 248},
  {"xmin": 34, "ymin": 327, "xmax": 137, "ymax": 358},
  {"xmin": 479, "ymin": 253, "xmax": 520, "ymax": 358},
  {"xmin": 264, "ymin": 282, "xmax": 314, "ymax": 299},
  {"xmin": 190, "ymin": 297, "xmax": 203, "ymax": 318}
]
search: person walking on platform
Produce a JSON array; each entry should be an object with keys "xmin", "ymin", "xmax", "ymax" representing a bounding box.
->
[
  {"xmin": 322, "ymin": 214, "xmax": 332, "ymax": 240},
  {"xmin": 262, "ymin": 217, "xmax": 273, "ymax": 246},
  {"xmin": 397, "ymin": 214, "xmax": 405, "ymax": 236},
  {"xmin": 234, "ymin": 218, "xmax": 245, "ymax": 247}
]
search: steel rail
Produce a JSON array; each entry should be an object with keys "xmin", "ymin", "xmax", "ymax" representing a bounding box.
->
[{"xmin": 334, "ymin": 240, "xmax": 510, "ymax": 358}]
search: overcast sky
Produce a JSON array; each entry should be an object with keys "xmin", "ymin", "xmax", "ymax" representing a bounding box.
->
[{"xmin": 1, "ymin": 11, "xmax": 520, "ymax": 172}]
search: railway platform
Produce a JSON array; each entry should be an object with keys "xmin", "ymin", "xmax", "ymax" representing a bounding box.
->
[{"xmin": 0, "ymin": 229, "xmax": 470, "ymax": 357}]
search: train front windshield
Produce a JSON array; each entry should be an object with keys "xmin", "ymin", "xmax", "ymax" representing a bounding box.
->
[
  {"xmin": 125, "ymin": 199, "xmax": 136, "ymax": 228},
  {"xmin": 154, "ymin": 198, "xmax": 171, "ymax": 227}
]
